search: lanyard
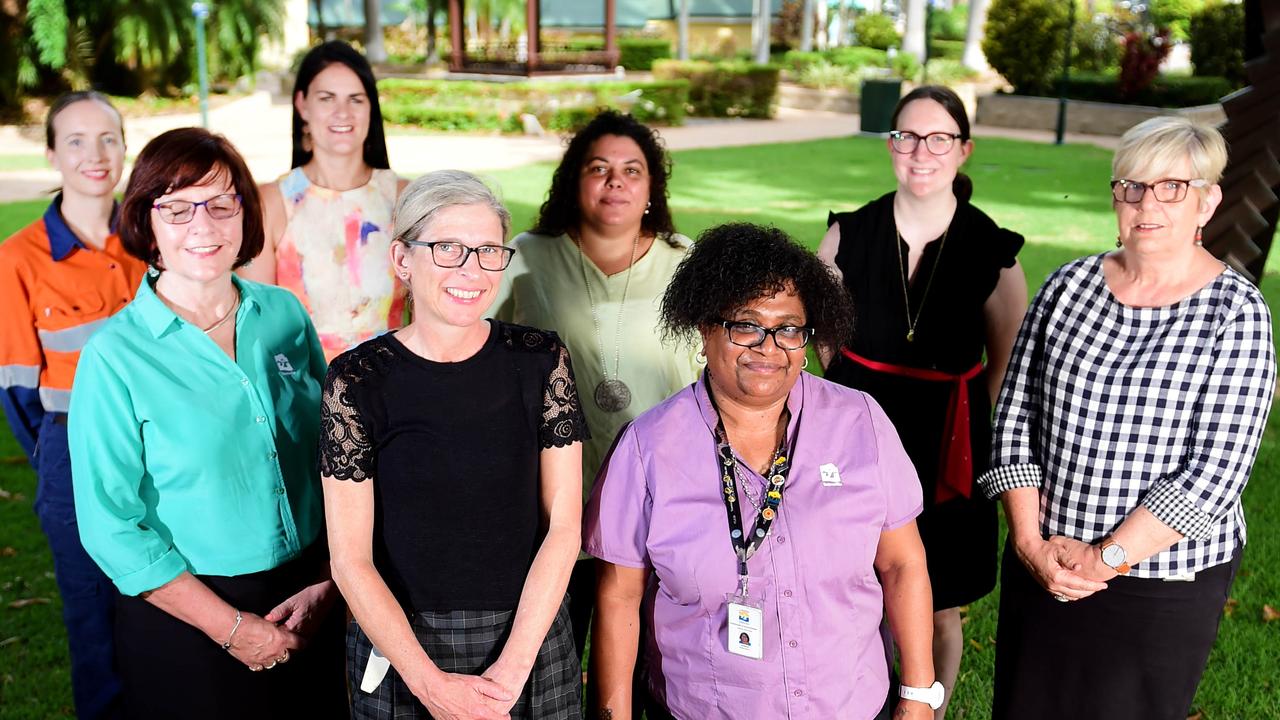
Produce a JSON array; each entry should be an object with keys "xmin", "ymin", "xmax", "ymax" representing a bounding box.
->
[{"xmin": 713, "ymin": 430, "xmax": 793, "ymax": 596}]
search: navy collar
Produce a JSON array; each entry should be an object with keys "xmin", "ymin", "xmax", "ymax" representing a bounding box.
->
[{"xmin": 45, "ymin": 193, "xmax": 121, "ymax": 262}]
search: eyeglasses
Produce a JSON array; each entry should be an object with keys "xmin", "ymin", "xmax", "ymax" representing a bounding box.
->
[
  {"xmin": 1110, "ymin": 178, "xmax": 1207, "ymax": 204},
  {"xmin": 152, "ymin": 194, "xmax": 243, "ymax": 224},
  {"xmin": 401, "ymin": 239, "xmax": 515, "ymax": 271},
  {"xmin": 889, "ymin": 131, "xmax": 963, "ymax": 155},
  {"xmin": 717, "ymin": 320, "xmax": 815, "ymax": 351}
]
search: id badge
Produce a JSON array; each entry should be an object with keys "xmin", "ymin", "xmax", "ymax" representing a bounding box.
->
[{"xmin": 726, "ymin": 584, "xmax": 765, "ymax": 660}]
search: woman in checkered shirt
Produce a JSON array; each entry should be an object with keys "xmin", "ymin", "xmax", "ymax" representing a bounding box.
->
[{"xmin": 977, "ymin": 116, "xmax": 1276, "ymax": 720}]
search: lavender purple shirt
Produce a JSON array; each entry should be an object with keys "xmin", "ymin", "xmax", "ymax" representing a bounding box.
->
[{"xmin": 584, "ymin": 371, "xmax": 924, "ymax": 720}]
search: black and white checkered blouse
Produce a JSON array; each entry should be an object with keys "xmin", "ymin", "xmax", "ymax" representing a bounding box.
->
[{"xmin": 978, "ymin": 254, "xmax": 1276, "ymax": 578}]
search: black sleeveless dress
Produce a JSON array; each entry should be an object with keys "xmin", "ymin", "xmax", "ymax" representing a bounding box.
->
[{"xmin": 825, "ymin": 190, "xmax": 1024, "ymax": 609}]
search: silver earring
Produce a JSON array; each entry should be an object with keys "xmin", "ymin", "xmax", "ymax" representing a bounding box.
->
[
  {"xmin": 644, "ymin": 201, "xmax": 651, "ymax": 215},
  {"xmin": 802, "ymin": 355, "xmax": 809, "ymax": 370},
  {"xmin": 147, "ymin": 265, "xmax": 160, "ymax": 278}
]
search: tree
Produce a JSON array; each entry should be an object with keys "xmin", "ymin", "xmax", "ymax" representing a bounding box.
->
[
  {"xmin": 962, "ymin": 0, "xmax": 990, "ymax": 71},
  {"xmin": 982, "ymin": 0, "xmax": 1071, "ymax": 95},
  {"xmin": 902, "ymin": 0, "xmax": 926, "ymax": 59},
  {"xmin": 364, "ymin": 0, "xmax": 387, "ymax": 63}
]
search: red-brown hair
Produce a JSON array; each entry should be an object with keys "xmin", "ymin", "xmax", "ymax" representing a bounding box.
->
[{"xmin": 118, "ymin": 127, "xmax": 264, "ymax": 269}]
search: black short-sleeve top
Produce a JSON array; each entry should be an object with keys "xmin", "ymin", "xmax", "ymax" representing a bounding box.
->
[{"xmin": 318, "ymin": 320, "xmax": 588, "ymax": 611}]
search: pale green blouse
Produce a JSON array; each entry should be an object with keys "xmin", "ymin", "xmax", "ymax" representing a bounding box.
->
[{"xmin": 491, "ymin": 231, "xmax": 701, "ymax": 499}]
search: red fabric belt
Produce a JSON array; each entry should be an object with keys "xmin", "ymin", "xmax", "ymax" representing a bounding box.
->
[{"xmin": 841, "ymin": 348, "xmax": 984, "ymax": 503}]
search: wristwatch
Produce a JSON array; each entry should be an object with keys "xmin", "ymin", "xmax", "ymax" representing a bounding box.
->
[
  {"xmin": 1100, "ymin": 538, "xmax": 1131, "ymax": 575},
  {"xmin": 899, "ymin": 680, "xmax": 945, "ymax": 710}
]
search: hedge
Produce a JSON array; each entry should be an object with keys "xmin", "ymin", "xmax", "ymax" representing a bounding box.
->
[
  {"xmin": 1026, "ymin": 71, "xmax": 1239, "ymax": 108},
  {"xmin": 782, "ymin": 47, "xmax": 888, "ymax": 74},
  {"xmin": 652, "ymin": 60, "xmax": 781, "ymax": 119},
  {"xmin": 929, "ymin": 38, "xmax": 964, "ymax": 61},
  {"xmin": 559, "ymin": 37, "xmax": 673, "ymax": 71},
  {"xmin": 378, "ymin": 79, "xmax": 689, "ymax": 132}
]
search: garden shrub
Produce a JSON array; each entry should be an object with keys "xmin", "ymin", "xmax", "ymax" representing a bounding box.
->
[
  {"xmin": 854, "ymin": 13, "xmax": 901, "ymax": 50},
  {"xmin": 378, "ymin": 79, "xmax": 689, "ymax": 132},
  {"xmin": 891, "ymin": 51, "xmax": 923, "ymax": 82},
  {"xmin": 782, "ymin": 50, "xmax": 825, "ymax": 73},
  {"xmin": 925, "ymin": 59, "xmax": 979, "ymax": 85},
  {"xmin": 1033, "ymin": 70, "xmax": 1236, "ymax": 107},
  {"xmin": 652, "ymin": 59, "xmax": 781, "ymax": 119},
  {"xmin": 928, "ymin": 4, "xmax": 968, "ymax": 41},
  {"xmin": 1119, "ymin": 29, "xmax": 1172, "ymax": 100},
  {"xmin": 929, "ymin": 39, "xmax": 964, "ymax": 61},
  {"xmin": 1190, "ymin": 1, "xmax": 1245, "ymax": 84},
  {"xmin": 983, "ymin": 0, "xmax": 1070, "ymax": 95},
  {"xmin": 1072, "ymin": 17, "xmax": 1123, "ymax": 74},
  {"xmin": 826, "ymin": 46, "xmax": 890, "ymax": 70},
  {"xmin": 1149, "ymin": 0, "xmax": 1207, "ymax": 42},
  {"xmin": 619, "ymin": 37, "xmax": 673, "ymax": 71}
]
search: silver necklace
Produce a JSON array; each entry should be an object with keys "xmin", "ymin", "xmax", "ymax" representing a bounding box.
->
[
  {"xmin": 202, "ymin": 290, "xmax": 240, "ymax": 334},
  {"xmin": 576, "ymin": 230, "xmax": 641, "ymax": 413}
]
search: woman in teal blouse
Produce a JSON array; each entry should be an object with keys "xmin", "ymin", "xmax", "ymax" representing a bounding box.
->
[{"xmin": 68, "ymin": 128, "xmax": 345, "ymax": 718}]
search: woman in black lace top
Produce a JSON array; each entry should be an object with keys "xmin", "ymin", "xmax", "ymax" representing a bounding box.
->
[{"xmin": 320, "ymin": 170, "xmax": 588, "ymax": 720}]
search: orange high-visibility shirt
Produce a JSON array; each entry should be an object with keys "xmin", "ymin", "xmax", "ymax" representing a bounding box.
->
[{"xmin": 0, "ymin": 196, "xmax": 146, "ymax": 459}]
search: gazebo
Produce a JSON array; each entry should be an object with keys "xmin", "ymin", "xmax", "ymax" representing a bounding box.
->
[{"xmin": 447, "ymin": 0, "xmax": 627, "ymax": 74}]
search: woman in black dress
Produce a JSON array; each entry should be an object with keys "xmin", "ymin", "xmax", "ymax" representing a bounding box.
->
[
  {"xmin": 320, "ymin": 170, "xmax": 586, "ymax": 719},
  {"xmin": 819, "ymin": 86, "xmax": 1028, "ymax": 719}
]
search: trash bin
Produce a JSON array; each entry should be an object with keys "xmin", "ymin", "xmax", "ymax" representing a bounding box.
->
[{"xmin": 860, "ymin": 78, "xmax": 903, "ymax": 134}]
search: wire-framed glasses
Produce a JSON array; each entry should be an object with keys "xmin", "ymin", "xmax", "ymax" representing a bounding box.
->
[
  {"xmin": 717, "ymin": 320, "xmax": 814, "ymax": 350},
  {"xmin": 1110, "ymin": 178, "xmax": 1207, "ymax": 204},
  {"xmin": 401, "ymin": 239, "xmax": 515, "ymax": 271},
  {"xmin": 152, "ymin": 193, "xmax": 243, "ymax": 224},
  {"xmin": 889, "ymin": 131, "xmax": 963, "ymax": 155}
]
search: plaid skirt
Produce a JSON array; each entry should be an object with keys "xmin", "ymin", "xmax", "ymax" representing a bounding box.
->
[{"xmin": 349, "ymin": 599, "xmax": 581, "ymax": 719}]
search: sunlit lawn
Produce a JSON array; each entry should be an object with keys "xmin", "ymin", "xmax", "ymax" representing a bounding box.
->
[{"xmin": 1, "ymin": 134, "xmax": 1277, "ymax": 719}]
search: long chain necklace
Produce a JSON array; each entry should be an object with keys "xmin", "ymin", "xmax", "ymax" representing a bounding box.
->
[
  {"xmin": 201, "ymin": 289, "xmax": 241, "ymax": 334},
  {"xmin": 896, "ymin": 227, "xmax": 948, "ymax": 343},
  {"xmin": 576, "ymin": 230, "xmax": 641, "ymax": 412}
]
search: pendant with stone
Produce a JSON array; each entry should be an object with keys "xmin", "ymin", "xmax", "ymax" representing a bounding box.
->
[{"xmin": 594, "ymin": 378, "xmax": 632, "ymax": 412}]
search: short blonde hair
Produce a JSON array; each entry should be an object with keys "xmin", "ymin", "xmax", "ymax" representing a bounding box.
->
[
  {"xmin": 393, "ymin": 170, "xmax": 512, "ymax": 246},
  {"xmin": 1112, "ymin": 116, "xmax": 1228, "ymax": 187}
]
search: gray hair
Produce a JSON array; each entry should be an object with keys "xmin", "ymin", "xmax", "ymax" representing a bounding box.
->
[
  {"xmin": 392, "ymin": 170, "xmax": 512, "ymax": 246},
  {"xmin": 1112, "ymin": 116, "xmax": 1228, "ymax": 188}
]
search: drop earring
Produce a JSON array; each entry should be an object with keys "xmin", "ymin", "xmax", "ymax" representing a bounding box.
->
[
  {"xmin": 1195, "ymin": 226, "xmax": 1204, "ymax": 247},
  {"xmin": 644, "ymin": 201, "xmax": 651, "ymax": 215},
  {"xmin": 1115, "ymin": 236, "xmax": 1122, "ymax": 248},
  {"xmin": 301, "ymin": 123, "xmax": 313, "ymax": 153}
]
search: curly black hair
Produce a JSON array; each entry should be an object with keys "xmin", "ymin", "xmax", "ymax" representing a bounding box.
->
[
  {"xmin": 530, "ymin": 109, "xmax": 678, "ymax": 244},
  {"xmin": 660, "ymin": 223, "xmax": 855, "ymax": 355}
]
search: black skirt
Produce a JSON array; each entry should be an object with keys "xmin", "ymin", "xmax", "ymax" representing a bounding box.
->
[
  {"xmin": 348, "ymin": 598, "xmax": 581, "ymax": 719},
  {"xmin": 114, "ymin": 542, "xmax": 348, "ymax": 719},
  {"xmin": 992, "ymin": 540, "xmax": 1239, "ymax": 720}
]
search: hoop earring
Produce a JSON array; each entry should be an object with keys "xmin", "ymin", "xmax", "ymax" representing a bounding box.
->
[
  {"xmin": 801, "ymin": 355, "xmax": 809, "ymax": 370},
  {"xmin": 1195, "ymin": 226, "xmax": 1204, "ymax": 247},
  {"xmin": 696, "ymin": 349, "xmax": 707, "ymax": 365}
]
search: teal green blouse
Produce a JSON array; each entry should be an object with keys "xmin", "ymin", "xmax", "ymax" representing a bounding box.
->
[{"xmin": 69, "ymin": 275, "xmax": 327, "ymax": 596}]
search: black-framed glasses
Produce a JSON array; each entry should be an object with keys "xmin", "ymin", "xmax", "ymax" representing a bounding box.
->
[
  {"xmin": 152, "ymin": 193, "xmax": 243, "ymax": 224},
  {"xmin": 401, "ymin": 239, "xmax": 515, "ymax": 271},
  {"xmin": 1110, "ymin": 178, "xmax": 1207, "ymax": 204},
  {"xmin": 717, "ymin": 319, "xmax": 815, "ymax": 350},
  {"xmin": 889, "ymin": 131, "xmax": 963, "ymax": 155}
]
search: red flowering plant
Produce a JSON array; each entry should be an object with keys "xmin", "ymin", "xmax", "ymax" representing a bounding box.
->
[{"xmin": 1119, "ymin": 27, "xmax": 1172, "ymax": 101}]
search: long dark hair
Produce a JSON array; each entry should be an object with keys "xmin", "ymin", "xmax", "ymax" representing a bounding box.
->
[
  {"xmin": 290, "ymin": 41, "xmax": 390, "ymax": 170},
  {"xmin": 891, "ymin": 85, "xmax": 973, "ymax": 202},
  {"xmin": 530, "ymin": 109, "xmax": 678, "ymax": 243}
]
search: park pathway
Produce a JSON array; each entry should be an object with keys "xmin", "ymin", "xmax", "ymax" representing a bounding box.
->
[{"xmin": 0, "ymin": 90, "xmax": 1118, "ymax": 203}]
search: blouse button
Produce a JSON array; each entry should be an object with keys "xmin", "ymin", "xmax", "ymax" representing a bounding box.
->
[
  {"xmin": 256, "ymin": 416, "xmax": 266, "ymax": 424},
  {"xmin": 276, "ymin": 488, "xmax": 285, "ymax": 495},
  {"xmin": 240, "ymin": 377, "xmax": 250, "ymax": 385},
  {"xmin": 776, "ymin": 536, "xmax": 786, "ymax": 544},
  {"xmin": 793, "ymin": 690, "xmax": 804, "ymax": 697},
  {"xmin": 783, "ymin": 589, "xmax": 793, "ymax": 598},
  {"xmin": 268, "ymin": 450, "xmax": 278, "ymax": 459}
]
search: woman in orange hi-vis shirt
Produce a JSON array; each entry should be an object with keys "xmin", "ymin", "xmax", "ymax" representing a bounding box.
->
[{"xmin": 0, "ymin": 91, "xmax": 146, "ymax": 718}]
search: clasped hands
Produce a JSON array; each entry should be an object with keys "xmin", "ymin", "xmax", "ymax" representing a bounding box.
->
[
  {"xmin": 225, "ymin": 578, "xmax": 338, "ymax": 672},
  {"xmin": 1015, "ymin": 535, "xmax": 1118, "ymax": 602},
  {"xmin": 409, "ymin": 655, "xmax": 530, "ymax": 720}
]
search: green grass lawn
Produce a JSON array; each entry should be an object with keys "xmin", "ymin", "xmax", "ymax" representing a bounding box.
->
[{"xmin": 1, "ymin": 135, "xmax": 1277, "ymax": 719}]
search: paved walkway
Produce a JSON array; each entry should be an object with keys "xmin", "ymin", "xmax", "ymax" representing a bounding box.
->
[{"xmin": 0, "ymin": 91, "xmax": 1119, "ymax": 203}]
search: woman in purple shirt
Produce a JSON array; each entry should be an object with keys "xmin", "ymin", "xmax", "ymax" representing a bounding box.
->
[{"xmin": 584, "ymin": 223, "xmax": 938, "ymax": 720}]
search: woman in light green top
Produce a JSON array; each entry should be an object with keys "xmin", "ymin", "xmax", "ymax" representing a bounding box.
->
[{"xmin": 491, "ymin": 110, "xmax": 700, "ymax": 667}]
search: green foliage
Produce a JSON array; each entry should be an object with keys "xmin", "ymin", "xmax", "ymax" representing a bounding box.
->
[
  {"xmin": 652, "ymin": 60, "xmax": 781, "ymax": 119},
  {"xmin": 1149, "ymin": 0, "xmax": 1208, "ymax": 42},
  {"xmin": 619, "ymin": 37, "xmax": 673, "ymax": 71},
  {"xmin": 1190, "ymin": 1, "xmax": 1245, "ymax": 84},
  {"xmin": 783, "ymin": 46, "xmax": 888, "ymax": 75},
  {"xmin": 1072, "ymin": 17, "xmax": 1123, "ymax": 73},
  {"xmin": 378, "ymin": 79, "xmax": 689, "ymax": 133},
  {"xmin": 891, "ymin": 51, "xmax": 923, "ymax": 82},
  {"xmin": 929, "ymin": 38, "xmax": 964, "ymax": 61},
  {"xmin": 854, "ymin": 13, "xmax": 901, "ymax": 51},
  {"xmin": 1032, "ymin": 70, "xmax": 1238, "ymax": 107},
  {"xmin": 925, "ymin": 58, "xmax": 979, "ymax": 85},
  {"xmin": 797, "ymin": 61, "xmax": 862, "ymax": 91},
  {"xmin": 28, "ymin": 0, "xmax": 68, "ymax": 69},
  {"xmin": 928, "ymin": 4, "xmax": 968, "ymax": 41},
  {"xmin": 983, "ymin": 0, "xmax": 1071, "ymax": 95}
]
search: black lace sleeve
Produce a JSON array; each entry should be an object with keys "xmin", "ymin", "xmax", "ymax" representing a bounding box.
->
[
  {"xmin": 541, "ymin": 341, "xmax": 590, "ymax": 449},
  {"xmin": 318, "ymin": 358, "xmax": 376, "ymax": 481}
]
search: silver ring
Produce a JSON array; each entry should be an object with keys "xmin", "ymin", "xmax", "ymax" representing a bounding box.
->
[
  {"xmin": 1053, "ymin": 594, "xmax": 1069, "ymax": 603},
  {"xmin": 265, "ymin": 660, "xmax": 278, "ymax": 670}
]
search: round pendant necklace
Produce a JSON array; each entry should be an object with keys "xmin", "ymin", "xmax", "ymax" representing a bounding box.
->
[
  {"xmin": 576, "ymin": 230, "xmax": 641, "ymax": 413},
  {"xmin": 896, "ymin": 226, "xmax": 948, "ymax": 343}
]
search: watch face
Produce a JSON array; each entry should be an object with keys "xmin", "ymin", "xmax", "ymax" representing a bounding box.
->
[{"xmin": 1102, "ymin": 543, "xmax": 1126, "ymax": 567}]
